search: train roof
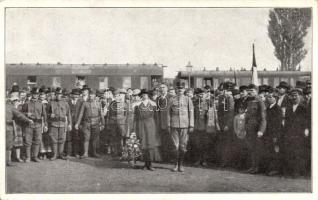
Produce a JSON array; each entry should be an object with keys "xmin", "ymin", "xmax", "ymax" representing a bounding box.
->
[
  {"xmin": 178, "ymin": 70, "xmax": 311, "ymax": 78},
  {"xmin": 6, "ymin": 63, "xmax": 163, "ymax": 76}
]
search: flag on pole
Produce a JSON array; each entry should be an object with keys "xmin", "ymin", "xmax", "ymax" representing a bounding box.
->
[{"xmin": 251, "ymin": 43, "xmax": 259, "ymax": 86}]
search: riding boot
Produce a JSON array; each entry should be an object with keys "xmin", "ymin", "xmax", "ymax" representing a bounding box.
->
[
  {"xmin": 25, "ymin": 147, "xmax": 31, "ymax": 162},
  {"xmin": 50, "ymin": 144, "xmax": 58, "ymax": 161},
  {"xmin": 31, "ymin": 145, "xmax": 41, "ymax": 162},
  {"xmin": 178, "ymin": 151, "xmax": 185, "ymax": 172},
  {"xmin": 6, "ymin": 150, "xmax": 16, "ymax": 167},
  {"xmin": 59, "ymin": 143, "xmax": 67, "ymax": 160},
  {"xmin": 81, "ymin": 141, "xmax": 89, "ymax": 159}
]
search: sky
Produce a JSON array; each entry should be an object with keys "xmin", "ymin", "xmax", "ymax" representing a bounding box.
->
[{"xmin": 6, "ymin": 8, "xmax": 312, "ymax": 78}]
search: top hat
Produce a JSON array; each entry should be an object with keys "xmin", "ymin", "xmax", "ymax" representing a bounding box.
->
[
  {"xmin": 31, "ymin": 87, "xmax": 39, "ymax": 94},
  {"xmin": 55, "ymin": 87, "xmax": 62, "ymax": 94}
]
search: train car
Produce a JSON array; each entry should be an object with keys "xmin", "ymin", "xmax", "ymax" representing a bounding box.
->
[
  {"xmin": 6, "ymin": 63, "xmax": 164, "ymax": 90},
  {"xmin": 176, "ymin": 69, "xmax": 311, "ymax": 89}
]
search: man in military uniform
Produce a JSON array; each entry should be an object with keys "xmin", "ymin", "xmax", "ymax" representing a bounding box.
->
[
  {"xmin": 167, "ymin": 82, "xmax": 194, "ymax": 172},
  {"xmin": 21, "ymin": 87, "xmax": 48, "ymax": 162},
  {"xmin": 216, "ymin": 82, "xmax": 235, "ymax": 167},
  {"xmin": 67, "ymin": 88, "xmax": 83, "ymax": 158},
  {"xmin": 192, "ymin": 88, "xmax": 209, "ymax": 166},
  {"xmin": 106, "ymin": 89, "xmax": 128, "ymax": 157},
  {"xmin": 6, "ymin": 93, "xmax": 34, "ymax": 166},
  {"xmin": 156, "ymin": 83, "xmax": 173, "ymax": 162},
  {"xmin": 47, "ymin": 88, "xmax": 72, "ymax": 160},
  {"xmin": 245, "ymin": 84, "xmax": 267, "ymax": 174},
  {"xmin": 75, "ymin": 89, "xmax": 105, "ymax": 158}
]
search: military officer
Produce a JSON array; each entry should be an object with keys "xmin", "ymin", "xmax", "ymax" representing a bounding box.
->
[
  {"xmin": 47, "ymin": 88, "xmax": 72, "ymax": 160},
  {"xmin": 216, "ymin": 82, "xmax": 235, "ymax": 167},
  {"xmin": 6, "ymin": 93, "xmax": 34, "ymax": 166},
  {"xmin": 75, "ymin": 89, "xmax": 105, "ymax": 158},
  {"xmin": 245, "ymin": 84, "xmax": 267, "ymax": 174},
  {"xmin": 167, "ymin": 82, "xmax": 194, "ymax": 172},
  {"xmin": 106, "ymin": 89, "xmax": 128, "ymax": 157},
  {"xmin": 156, "ymin": 83, "xmax": 173, "ymax": 162},
  {"xmin": 192, "ymin": 88, "xmax": 209, "ymax": 166},
  {"xmin": 21, "ymin": 87, "xmax": 48, "ymax": 162}
]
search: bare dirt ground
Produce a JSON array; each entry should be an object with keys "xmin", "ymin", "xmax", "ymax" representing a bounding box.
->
[{"xmin": 6, "ymin": 155, "xmax": 311, "ymax": 193}]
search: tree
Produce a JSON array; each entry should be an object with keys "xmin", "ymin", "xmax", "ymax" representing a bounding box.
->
[{"xmin": 268, "ymin": 8, "xmax": 311, "ymax": 71}]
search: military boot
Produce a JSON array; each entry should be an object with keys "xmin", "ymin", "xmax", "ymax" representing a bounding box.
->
[
  {"xmin": 50, "ymin": 144, "xmax": 58, "ymax": 161},
  {"xmin": 31, "ymin": 145, "xmax": 41, "ymax": 162},
  {"xmin": 24, "ymin": 147, "xmax": 31, "ymax": 162},
  {"xmin": 178, "ymin": 152, "xmax": 185, "ymax": 172},
  {"xmin": 59, "ymin": 143, "xmax": 68, "ymax": 160},
  {"xmin": 81, "ymin": 141, "xmax": 89, "ymax": 159},
  {"xmin": 6, "ymin": 150, "xmax": 16, "ymax": 167}
]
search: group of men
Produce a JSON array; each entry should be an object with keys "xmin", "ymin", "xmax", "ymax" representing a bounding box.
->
[{"xmin": 6, "ymin": 80, "xmax": 311, "ymax": 176}]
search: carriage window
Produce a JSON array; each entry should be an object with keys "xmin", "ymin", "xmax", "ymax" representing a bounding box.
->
[
  {"xmin": 27, "ymin": 76, "xmax": 37, "ymax": 85},
  {"xmin": 99, "ymin": 77, "xmax": 108, "ymax": 89},
  {"xmin": 273, "ymin": 78, "xmax": 279, "ymax": 87},
  {"xmin": 196, "ymin": 78, "xmax": 203, "ymax": 88},
  {"xmin": 140, "ymin": 76, "xmax": 148, "ymax": 89},
  {"xmin": 213, "ymin": 78, "xmax": 219, "ymax": 89},
  {"xmin": 290, "ymin": 78, "xmax": 295, "ymax": 87},
  {"xmin": 52, "ymin": 77, "xmax": 61, "ymax": 88},
  {"xmin": 122, "ymin": 76, "xmax": 131, "ymax": 88}
]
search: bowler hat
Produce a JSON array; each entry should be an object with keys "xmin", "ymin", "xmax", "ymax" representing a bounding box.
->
[
  {"xmin": 303, "ymin": 87, "xmax": 311, "ymax": 95},
  {"xmin": 239, "ymin": 85, "xmax": 248, "ymax": 91},
  {"xmin": 276, "ymin": 81, "xmax": 290, "ymax": 90},
  {"xmin": 232, "ymin": 88, "xmax": 240, "ymax": 96},
  {"xmin": 55, "ymin": 87, "xmax": 62, "ymax": 94},
  {"xmin": 11, "ymin": 85, "xmax": 20, "ymax": 93},
  {"xmin": 290, "ymin": 88, "xmax": 303, "ymax": 95},
  {"xmin": 247, "ymin": 84, "xmax": 257, "ymax": 90},
  {"xmin": 259, "ymin": 85, "xmax": 269, "ymax": 93},
  {"xmin": 176, "ymin": 82, "xmax": 185, "ymax": 89},
  {"xmin": 31, "ymin": 87, "xmax": 39, "ymax": 94}
]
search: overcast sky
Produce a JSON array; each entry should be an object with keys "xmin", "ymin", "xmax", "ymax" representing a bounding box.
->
[{"xmin": 6, "ymin": 8, "xmax": 312, "ymax": 78}]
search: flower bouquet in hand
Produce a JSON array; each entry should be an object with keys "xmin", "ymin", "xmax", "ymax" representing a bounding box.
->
[{"xmin": 120, "ymin": 132, "xmax": 142, "ymax": 167}]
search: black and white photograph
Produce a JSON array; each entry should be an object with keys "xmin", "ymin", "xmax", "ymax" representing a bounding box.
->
[{"xmin": 2, "ymin": 0, "xmax": 316, "ymax": 196}]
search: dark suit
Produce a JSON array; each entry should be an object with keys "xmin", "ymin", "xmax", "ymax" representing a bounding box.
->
[
  {"xmin": 283, "ymin": 103, "xmax": 309, "ymax": 175},
  {"xmin": 264, "ymin": 103, "xmax": 282, "ymax": 173},
  {"xmin": 68, "ymin": 99, "xmax": 83, "ymax": 156}
]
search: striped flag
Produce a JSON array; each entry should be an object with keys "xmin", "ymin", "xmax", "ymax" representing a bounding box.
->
[{"xmin": 251, "ymin": 43, "xmax": 259, "ymax": 86}]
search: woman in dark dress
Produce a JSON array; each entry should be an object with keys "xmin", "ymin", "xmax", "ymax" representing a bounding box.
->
[{"xmin": 134, "ymin": 89, "xmax": 161, "ymax": 171}]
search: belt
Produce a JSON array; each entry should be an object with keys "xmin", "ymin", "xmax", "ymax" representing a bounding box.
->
[
  {"xmin": 29, "ymin": 119, "xmax": 42, "ymax": 123},
  {"xmin": 51, "ymin": 117, "xmax": 66, "ymax": 122}
]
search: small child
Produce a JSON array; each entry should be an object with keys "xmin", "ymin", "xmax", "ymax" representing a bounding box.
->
[{"xmin": 233, "ymin": 105, "xmax": 248, "ymax": 169}]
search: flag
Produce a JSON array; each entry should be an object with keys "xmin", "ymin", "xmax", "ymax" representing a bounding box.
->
[{"xmin": 251, "ymin": 43, "xmax": 259, "ymax": 86}]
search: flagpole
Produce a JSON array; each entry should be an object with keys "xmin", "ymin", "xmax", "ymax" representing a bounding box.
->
[{"xmin": 252, "ymin": 43, "xmax": 259, "ymax": 86}]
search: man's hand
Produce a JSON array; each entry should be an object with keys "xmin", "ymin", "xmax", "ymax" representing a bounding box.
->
[
  {"xmin": 257, "ymin": 131, "xmax": 263, "ymax": 137},
  {"xmin": 304, "ymin": 129, "xmax": 309, "ymax": 137},
  {"xmin": 50, "ymin": 114, "xmax": 55, "ymax": 118},
  {"xmin": 68, "ymin": 125, "xmax": 72, "ymax": 131},
  {"xmin": 273, "ymin": 137, "xmax": 277, "ymax": 143},
  {"xmin": 189, "ymin": 127, "xmax": 194, "ymax": 133},
  {"xmin": 43, "ymin": 126, "xmax": 48, "ymax": 132},
  {"xmin": 224, "ymin": 126, "xmax": 229, "ymax": 132},
  {"xmin": 100, "ymin": 125, "xmax": 105, "ymax": 131},
  {"xmin": 28, "ymin": 119, "xmax": 34, "ymax": 125},
  {"xmin": 75, "ymin": 124, "xmax": 79, "ymax": 130}
]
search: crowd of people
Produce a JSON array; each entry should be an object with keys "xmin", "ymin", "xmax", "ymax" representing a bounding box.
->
[{"xmin": 6, "ymin": 79, "xmax": 311, "ymax": 177}]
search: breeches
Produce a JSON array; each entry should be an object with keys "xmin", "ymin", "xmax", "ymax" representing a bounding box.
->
[
  {"xmin": 24, "ymin": 127, "xmax": 42, "ymax": 147},
  {"xmin": 171, "ymin": 128, "xmax": 189, "ymax": 153},
  {"xmin": 49, "ymin": 127, "xmax": 66, "ymax": 144}
]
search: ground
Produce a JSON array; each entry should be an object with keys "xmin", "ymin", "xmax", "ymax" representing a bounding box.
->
[{"xmin": 6, "ymin": 156, "xmax": 311, "ymax": 193}]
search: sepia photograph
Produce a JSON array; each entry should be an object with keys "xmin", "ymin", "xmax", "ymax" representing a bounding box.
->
[{"xmin": 2, "ymin": 1, "xmax": 316, "ymax": 196}]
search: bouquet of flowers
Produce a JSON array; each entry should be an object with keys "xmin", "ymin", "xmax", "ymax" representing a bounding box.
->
[{"xmin": 120, "ymin": 132, "xmax": 142, "ymax": 167}]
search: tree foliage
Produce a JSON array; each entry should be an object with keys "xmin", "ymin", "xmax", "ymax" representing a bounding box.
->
[{"xmin": 268, "ymin": 8, "xmax": 311, "ymax": 71}]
